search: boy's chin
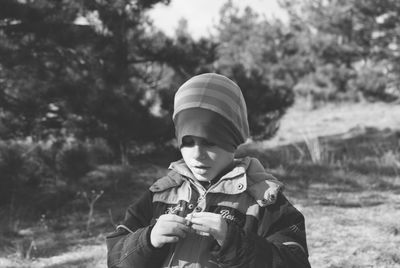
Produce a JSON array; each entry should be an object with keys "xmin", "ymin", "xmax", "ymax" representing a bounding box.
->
[{"xmin": 193, "ymin": 174, "xmax": 213, "ymax": 182}]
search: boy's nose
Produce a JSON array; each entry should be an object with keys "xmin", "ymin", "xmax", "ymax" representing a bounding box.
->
[{"xmin": 192, "ymin": 145, "xmax": 205, "ymax": 159}]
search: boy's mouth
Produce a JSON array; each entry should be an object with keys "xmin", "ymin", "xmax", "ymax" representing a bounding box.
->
[{"xmin": 191, "ymin": 165, "xmax": 210, "ymax": 174}]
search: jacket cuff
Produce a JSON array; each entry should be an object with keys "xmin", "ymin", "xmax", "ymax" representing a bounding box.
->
[{"xmin": 122, "ymin": 226, "xmax": 164, "ymax": 260}]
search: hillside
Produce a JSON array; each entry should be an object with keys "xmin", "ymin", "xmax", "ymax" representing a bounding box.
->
[{"xmin": 259, "ymin": 101, "xmax": 400, "ymax": 147}]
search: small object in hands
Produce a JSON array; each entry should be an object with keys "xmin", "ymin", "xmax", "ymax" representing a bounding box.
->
[
  {"xmin": 185, "ymin": 213, "xmax": 193, "ymax": 227},
  {"xmin": 197, "ymin": 231, "xmax": 210, "ymax": 237},
  {"xmin": 185, "ymin": 213, "xmax": 210, "ymax": 236}
]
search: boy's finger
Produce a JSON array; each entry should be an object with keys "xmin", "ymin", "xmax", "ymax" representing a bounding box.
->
[
  {"xmin": 159, "ymin": 235, "xmax": 180, "ymax": 244},
  {"xmin": 190, "ymin": 216, "xmax": 219, "ymax": 226},
  {"xmin": 169, "ymin": 221, "xmax": 192, "ymax": 231},
  {"xmin": 190, "ymin": 224, "xmax": 211, "ymax": 236},
  {"xmin": 189, "ymin": 212, "xmax": 219, "ymax": 219},
  {"xmin": 159, "ymin": 224, "xmax": 188, "ymax": 238},
  {"xmin": 188, "ymin": 218, "xmax": 206, "ymax": 226},
  {"xmin": 196, "ymin": 231, "xmax": 210, "ymax": 236},
  {"xmin": 160, "ymin": 214, "xmax": 188, "ymax": 224}
]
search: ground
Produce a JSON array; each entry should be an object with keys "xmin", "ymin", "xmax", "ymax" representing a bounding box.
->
[{"xmin": 1, "ymin": 101, "xmax": 400, "ymax": 267}]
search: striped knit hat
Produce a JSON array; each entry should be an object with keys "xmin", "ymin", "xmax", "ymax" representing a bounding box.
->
[{"xmin": 173, "ymin": 73, "xmax": 250, "ymax": 152}]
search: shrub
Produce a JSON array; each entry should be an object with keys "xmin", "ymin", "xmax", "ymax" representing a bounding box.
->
[
  {"xmin": 87, "ymin": 139, "xmax": 114, "ymax": 165},
  {"xmin": 349, "ymin": 66, "xmax": 398, "ymax": 102},
  {"xmin": 294, "ymin": 64, "xmax": 360, "ymax": 107},
  {"xmin": 56, "ymin": 139, "xmax": 113, "ymax": 183},
  {"xmin": 0, "ymin": 142, "xmax": 41, "ymax": 205},
  {"xmin": 0, "ymin": 138, "xmax": 115, "ymax": 224},
  {"xmin": 229, "ymin": 65, "xmax": 294, "ymax": 140},
  {"xmin": 81, "ymin": 164, "xmax": 133, "ymax": 191},
  {"xmin": 57, "ymin": 142, "xmax": 93, "ymax": 182}
]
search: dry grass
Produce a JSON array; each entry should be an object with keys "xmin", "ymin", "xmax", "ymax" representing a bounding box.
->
[
  {"xmin": 304, "ymin": 200, "xmax": 400, "ymax": 268},
  {"xmin": 1, "ymin": 101, "xmax": 400, "ymax": 267},
  {"xmin": 1, "ymin": 244, "xmax": 106, "ymax": 268}
]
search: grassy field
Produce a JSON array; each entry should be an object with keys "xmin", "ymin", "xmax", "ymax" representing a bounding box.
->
[{"xmin": 1, "ymin": 101, "xmax": 400, "ymax": 267}]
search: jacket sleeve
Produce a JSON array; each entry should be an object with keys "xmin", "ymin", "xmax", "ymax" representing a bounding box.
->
[
  {"xmin": 212, "ymin": 192, "xmax": 311, "ymax": 268},
  {"xmin": 106, "ymin": 190, "xmax": 169, "ymax": 268}
]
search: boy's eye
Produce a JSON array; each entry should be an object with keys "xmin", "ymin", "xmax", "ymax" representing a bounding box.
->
[
  {"xmin": 181, "ymin": 137, "xmax": 195, "ymax": 147},
  {"xmin": 181, "ymin": 136, "xmax": 216, "ymax": 147},
  {"xmin": 202, "ymin": 140, "xmax": 216, "ymax": 147}
]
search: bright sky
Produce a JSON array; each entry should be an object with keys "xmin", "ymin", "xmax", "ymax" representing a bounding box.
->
[{"xmin": 148, "ymin": 0, "xmax": 287, "ymax": 39}]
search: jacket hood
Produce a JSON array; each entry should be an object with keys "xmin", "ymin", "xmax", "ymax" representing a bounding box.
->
[{"xmin": 245, "ymin": 157, "xmax": 284, "ymax": 206}]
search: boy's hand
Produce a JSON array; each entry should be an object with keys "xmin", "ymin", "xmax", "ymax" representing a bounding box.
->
[
  {"xmin": 150, "ymin": 214, "xmax": 191, "ymax": 248},
  {"xmin": 187, "ymin": 212, "xmax": 228, "ymax": 246}
]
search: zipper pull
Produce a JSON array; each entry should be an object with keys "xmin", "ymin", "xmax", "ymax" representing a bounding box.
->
[{"xmin": 197, "ymin": 195, "xmax": 205, "ymax": 203}]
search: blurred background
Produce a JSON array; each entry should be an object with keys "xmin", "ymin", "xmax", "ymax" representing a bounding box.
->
[{"xmin": 1, "ymin": 0, "xmax": 399, "ymax": 267}]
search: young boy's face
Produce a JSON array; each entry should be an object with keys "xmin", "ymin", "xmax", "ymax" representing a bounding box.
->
[{"xmin": 180, "ymin": 135, "xmax": 234, "ymax": 182}]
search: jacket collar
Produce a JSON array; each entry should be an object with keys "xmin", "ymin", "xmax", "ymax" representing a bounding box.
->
[
  {"xmin": 169, "ymin": 159, "xmax": 248, "ymax": 179},
  {"xmin": 168, "ymin": 157, "xmax": 283, "ymax": 206},
  {"xmin": 150, "ymin": 157, "xmax": 283, "ymax": 206},
  {"xmin": 168, "ymin": 158, "xmax": 249, "ymax": 195}
]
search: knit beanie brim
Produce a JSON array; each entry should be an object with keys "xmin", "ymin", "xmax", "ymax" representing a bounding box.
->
[{"xmin": 175, "ymin": 108, "xmax": 243, "ymax": 152}]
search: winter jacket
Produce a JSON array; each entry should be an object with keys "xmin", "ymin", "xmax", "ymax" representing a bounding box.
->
[{"xmin": 106, "ymin": 157, "xmax": 311, "ymax": 268}]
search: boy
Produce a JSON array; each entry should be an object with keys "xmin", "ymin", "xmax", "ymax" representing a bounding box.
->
[{"xmin": 107, "ymin": 73, "xmax": 311, "ymax": 267}]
